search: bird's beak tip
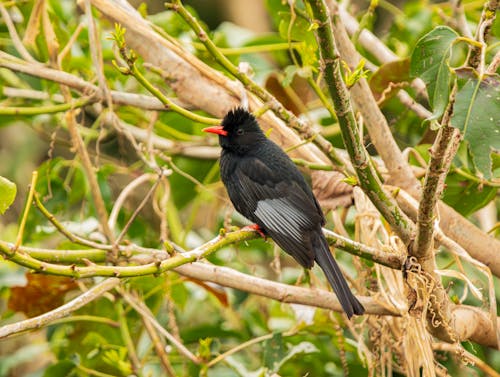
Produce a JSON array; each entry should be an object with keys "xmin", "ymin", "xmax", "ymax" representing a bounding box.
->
[{"xmin": 202, "ymin": 125, "xmax": 228, "ymax": 136}]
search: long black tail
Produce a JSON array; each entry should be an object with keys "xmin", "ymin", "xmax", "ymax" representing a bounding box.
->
[{"xmin": 313, "ymin": 231, "xmax": 365, "ymax": 319}]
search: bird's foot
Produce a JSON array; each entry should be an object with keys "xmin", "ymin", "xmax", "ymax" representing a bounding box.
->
[{"xmin": 243, "ymin": 224, "xmax": 266, "ymax": 239}]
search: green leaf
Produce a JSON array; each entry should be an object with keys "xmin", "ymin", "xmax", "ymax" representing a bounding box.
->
[
  {"xmin": 277, "ymin": 11, "xmax": 318, "ymax": 67},
  {"xmin": 410, "ymin": 26, "xmax": 458, "ymax": 121},
  {"xmin": 282, "ymin": 65, "xmax": 312, "ymax": 87},
  {"xmin": 198, "ymin": 337, "xmax": 213, "ymax": 360},
  {"xmin": 443, "ymin": 172, "xmax": 497, "ymax": 216},
  {"xmin": 0, "ymin": 176, "xmax": 16, "ymax": 215},
  {"xmin": 278, "ymin": 341, "xmax": 319, "ymax": 368},
  {"xmin": 263, "ymin": 333, "xmax": 286, "ymax": 372},
  {"xmin": 264, "ymin": 334, "xmax": 319, "ymax": 374},
  {"xmin": 451, "ymin": 71, "xmax": 500, "ymax": 178},
  {"xmin": 43, "ymin": 360, "xmax": 76, "ymax": 377}
]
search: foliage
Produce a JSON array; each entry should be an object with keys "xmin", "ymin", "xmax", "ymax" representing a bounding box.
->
[{"xmin": 0, "ymin": 0, "xmax": 499, "ymax": 376}]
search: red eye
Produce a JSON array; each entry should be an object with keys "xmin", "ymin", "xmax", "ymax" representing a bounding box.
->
[{"xmin": 237, "ymin": 129, "xmax": 244, "ymax": 135}]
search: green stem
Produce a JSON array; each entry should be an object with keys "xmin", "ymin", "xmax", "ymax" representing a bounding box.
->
[
  {"xmin": 191, "ymin": 41, "xmax": 304, "ymax": 55},
  {"xmin": 453, "ymin": 167, "xmax": 500, "ymax": 187},
  {"xmin": 306, "ymin": 0, "xmax": 414, "ymax": 245},
  {"xmin": 1, "ymin": 225, "xmax": 403, "ymax": 272},
  {"xmin": 116, "ymin": 300, "xmax": 143, "ymax": 376},
  {"xmin": 324, "ymin": 229, "xmax": 404, "ymax": 269},
  {"xmin": 127, "ymin": 62, "xmax": 219, "ymax": 125},
  {"xmin": 292, "ymin": 157, "xmax": 334, "ymax": 171},
  {"xmin": 0, "ymin": 230, "xmax": 259, "ymax": 278},
  {"xmin": 22, "ymin": 246, "xmax": 107, "ymax": 263},
  {"xmin": 76, "ymin": 364, "xmax": 118, "ymax": 377},
  {"xmin": 306, "ymin": 76, "xmax": 336, "ymax": 119},
  {"xmin": 14, "ymin": 171, "xmax": 38, "ymax": 250},
  {"xmin": 0, "ymin": 97, "xmax": 91, "ymax": 115},
  {"xmin": 51, "ymin": 315, "xmax": 119, "ymax": 327}
]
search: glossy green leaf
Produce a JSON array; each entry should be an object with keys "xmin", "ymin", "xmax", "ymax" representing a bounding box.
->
[
  {"xmin": 0, "ymin": 176, "xmax": 16, "ymax": 215},
  {"xmin": 410, "ymin": 26, "xmax": 458, "ymax": 121},
  {"xmin": 451, "ymin": 71, "xmax": 500, "ymax": 178}
]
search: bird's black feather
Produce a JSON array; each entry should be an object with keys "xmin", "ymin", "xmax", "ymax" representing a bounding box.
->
[{"xmin": 215, "ymin": 107, "xmax": 364, "ymax": 318}]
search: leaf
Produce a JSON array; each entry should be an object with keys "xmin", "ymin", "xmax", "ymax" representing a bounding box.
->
[
  {"xmin": 277, "ymin": 11, "xmax": 318, "ymax": 67},
  {"xmin": 369, "ymin": 59, "xmax": 411, "ymax": 103},
  {"xmin": 0, "ymin": 176, "xmax": 16, "ymax": 214},
  {"xmin": 451, "ymin": 71, "xmax": 500, "ymax": 178},
  {"xmin": 443, "ymin": 172, "xmax": 497, "ymax": 216},
  {"xmin": 8, "ymin": 274, "xmax": 77, "ymax": 317},
  {"xmin": 263, "ymin": 333, "xmax": 286, "ymax": 372},
  {"xmin": 264, "ymin": 335, "xmax": 319, "ymax": 374},
  {"xmin": 278, "ymin": 341, "xmax": 319, "ymax": 367},
  {"xmin": 43, "ymin": 360, "xmax": 76, "ymax": 377},
  {"xmin": 22, "ymin": 0, "xmax": 44, "ymax": 47},
  {"xmin": 198, "ymin": 337, "xmax": 213, "ymax": 360},
  {"xmin": 410, "ymin": 26, "xmax": 459, "ymax": 121}
]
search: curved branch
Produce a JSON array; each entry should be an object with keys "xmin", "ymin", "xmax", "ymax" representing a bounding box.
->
[{"xmin": 0, "ymin": 278, "xmax": 120, "ymax": 339}]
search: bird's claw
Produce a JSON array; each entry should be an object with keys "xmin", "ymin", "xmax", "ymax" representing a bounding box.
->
[{"xmin": 243, "ymin": 224, "xmax": 266, "ymax": 239}]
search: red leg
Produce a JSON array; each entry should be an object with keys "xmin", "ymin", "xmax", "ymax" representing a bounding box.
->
[{"xmin": 243, "ymin": 224, "xmax": 266, "ymax": 238}]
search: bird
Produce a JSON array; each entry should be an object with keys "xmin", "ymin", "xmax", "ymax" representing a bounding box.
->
[{"xmin": 203, "ymin": 108, "xmax": 364, "ymax": 318}]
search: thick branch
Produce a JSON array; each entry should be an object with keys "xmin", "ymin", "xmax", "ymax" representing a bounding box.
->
[
  {"xmin": 328, "ymin": 1, "xmax": 421, "ymax": 193},
  {"xmin": 414, "ymin": 127, "xmax": 461, "ymax": 258},
  {"xmin": 328, "ymin": 0, "xmax": 500, "ymax": 276},
  {"xmin": 306, "ymin": 0, "xmax": 414, "ymax": 245},
  {"xmin": 175, "ymin": 262, "xmax": 391, "ymax": 316}
]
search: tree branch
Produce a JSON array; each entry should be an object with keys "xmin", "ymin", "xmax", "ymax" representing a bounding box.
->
[
  {"xmin": 0, "ymin": 52, "xmax": 193, "ymax": 111},
  {"xmin": 306, "ymin": 0, "xmax": 414, "ymax": 245},
  {"xmin": 0, "ymin": 278, "xmax": 120, "ymax": 339}
]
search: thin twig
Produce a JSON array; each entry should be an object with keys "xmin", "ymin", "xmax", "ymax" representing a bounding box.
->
[
  {"xmin": 119, "ymin": 289, "xmax": 201, "ymax": 364},
  {"xmin": 33, "ymin": 191, "xmax": 160, "ymax": 255},
  {"xmin": 206, "ymin": 331, "xmax": 294, "ymax": 368},
  {"xmin": 116, "ymin": 300, "xmax": 143, "ymax": 376},
  {"xmin": 65, "ymin": 111, "xmax": 116, "ymax": 243},
  {"xmin": 108, "ymin": 173, "xmax": 158, "ymax": 230},
  {"xmin": 0, "ymin": 278, "xmax": 120, "ymax": 339},
  {"xmin": 0, "ymin": 229, "xmax": 260, "ymax": 278},
  {"xmin": 0, "ymin": 97, "xmax": 92, "ymax": 115},
  {"xmin": 0, "ymin": 53, "xmax": 192, "ymax": 111},
  {"xmin": 141, "ymin": 315, "xmax": 177, "ymax": 376},
  {"xmin": 433, "ymin": 342, "xmax": 500, "ymax": 377},
  {"xmin": 14, "ymin": 171, "xmax": 38, "ymax": 250},
  {"xmin": 115, "ymin": 176, "xmax": 162, "ymax": 245},
  {"xmin": 0, "ymin": 3, "xmax": 37, "ymax": 63}
]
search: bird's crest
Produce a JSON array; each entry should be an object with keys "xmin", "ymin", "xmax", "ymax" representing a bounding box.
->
[{"xmin": 221, "ymin": 107, "xmax": 258, "ymax": 132}]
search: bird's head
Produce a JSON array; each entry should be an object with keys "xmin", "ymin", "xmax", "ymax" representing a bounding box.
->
[{"xmin": 203, "ymin": 108, "xmax": 265, "ymax": 154}]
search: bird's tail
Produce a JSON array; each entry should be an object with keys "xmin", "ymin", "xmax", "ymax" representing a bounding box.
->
[{"xmin": 313, "ymin": 232, "xmax": 365, "ymax": 319}]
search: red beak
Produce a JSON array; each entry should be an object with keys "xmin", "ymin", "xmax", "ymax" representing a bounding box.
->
[{"xmin": 202, "ymin": 125, "xmax": 228, "ymax": 136}]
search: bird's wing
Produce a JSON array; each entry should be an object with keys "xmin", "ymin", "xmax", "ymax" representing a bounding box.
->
[{"xmin": 232, "ymin": 157, "xmax": 323, "ymax": 268}]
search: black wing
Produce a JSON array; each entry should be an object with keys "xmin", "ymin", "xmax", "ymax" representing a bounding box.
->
[{"xmin": 227, "ymin": 156, "xmax": 323, "ymax": 268}]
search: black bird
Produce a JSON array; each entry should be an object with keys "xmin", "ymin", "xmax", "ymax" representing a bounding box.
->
[{"xmin": 203, "ymin": 108, "xmax": 364, "ymax": 318}]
